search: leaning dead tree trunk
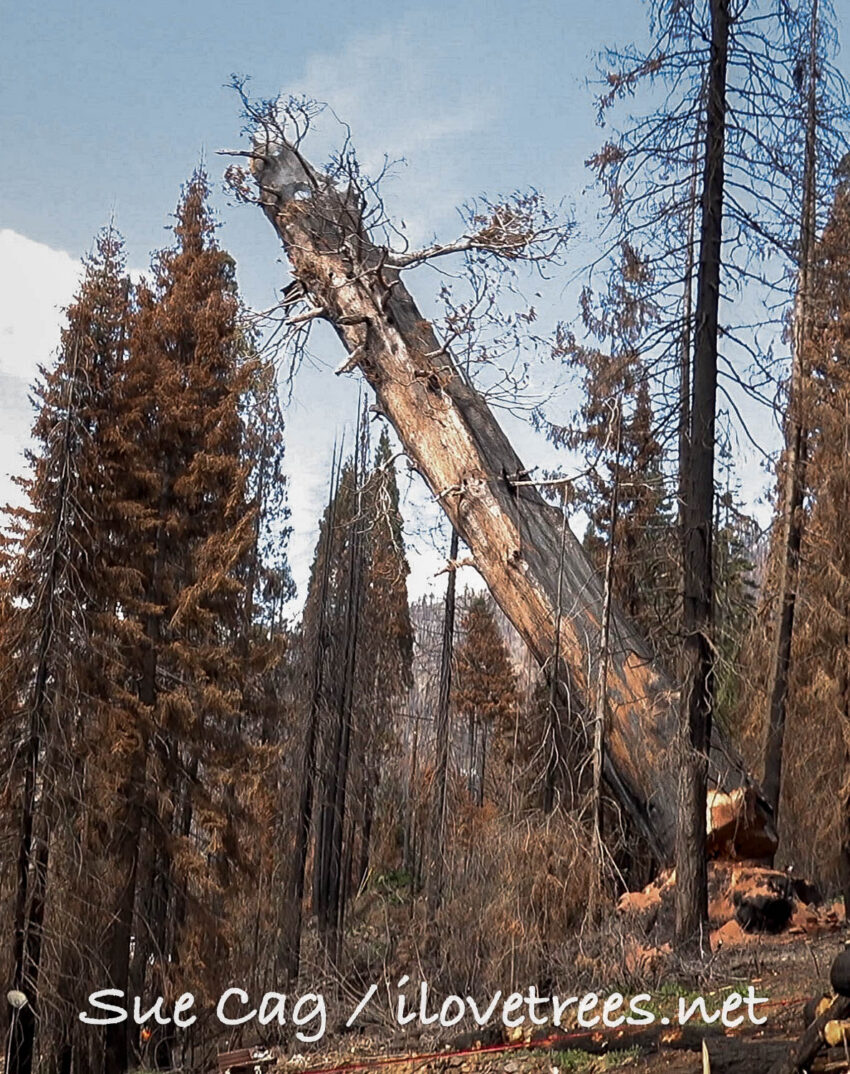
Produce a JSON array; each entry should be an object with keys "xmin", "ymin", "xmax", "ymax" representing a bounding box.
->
[{"xmin": 243, "ymin": 115, "xmax": 775, "ymax": 864}]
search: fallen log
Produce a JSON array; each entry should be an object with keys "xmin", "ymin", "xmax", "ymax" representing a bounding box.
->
[
  {"xmin": 768, "ymin": 995, "xmax": 850, "ymax": 1074},
  {"xmin": 242, "ymin": 104, "xmax": 776, "ymax": 863},
  {"xmin": 421, "ymin": 1023, "xmax": 787, "ymax": 1069},
  {"xmin": 376, "ymin": 1023, "xmax": 784, "ymax": 1067},
  {"xmin": 702, "ymin": 1038, "xmax": 799, "ymax": 1074},
  {"xmin": 524, "ymin": 1023, "xmax": 777, "ymax": 1063}
]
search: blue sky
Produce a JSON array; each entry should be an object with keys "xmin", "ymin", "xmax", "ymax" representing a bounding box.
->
[{"xmin": 1, "ymin": 0, "xmax": 848, "ymax": 607}]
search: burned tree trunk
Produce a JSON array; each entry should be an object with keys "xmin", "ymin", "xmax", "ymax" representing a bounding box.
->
[
  {"xmin": 282, "ymin": 447, "xmax": 341, "ymax": 982},
  {"xmin": 245, "ymin": 122, "xmax": 775, "ymax": 864},
  {"xmin": 427, "ymin": 528, "xmax": 458, "ymax": 917},
  {"xmin": 676, "ymin": 0, "xmax": 730, "ymax": 952}
]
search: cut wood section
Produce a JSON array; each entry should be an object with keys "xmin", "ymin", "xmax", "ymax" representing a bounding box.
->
[
  {"xmin": 248, "ymin": 130, "xmax": 776, "ymax": 863},
  {"xmin": 707, "ymin": 788, "xmax": 778, "ymax": 860},
  {"xmin": 217, "ymin": 1045, "xmax": 274, "ymax": 1073}
]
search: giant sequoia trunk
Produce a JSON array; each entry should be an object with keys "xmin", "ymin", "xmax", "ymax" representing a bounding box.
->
[{"xmin": 248, "ymin": 132, "xmax": 776, "ymax": 864}]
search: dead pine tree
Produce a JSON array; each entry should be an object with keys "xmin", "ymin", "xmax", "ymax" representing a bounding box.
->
[
  {"xmin": 676, "ymin": 0, "xmax": 730, "ymax": 954},
  {"xmin": 583, "ymin": 0, "xmax": 849, "ymax": 917},
  {"xmin": 426, "ymin": 527, "xmax": 458, "ymax": 919},
  {"xmin": 762, "ymin": 0, "xmax": 821, "ymax": 824},
  {"xmin": 313, "ymin": 409, "xmax": 368, "ymax": 970},
  {"xmin": 353, "ymin": 427, "xmax": 413, "ymax": 890},
  {"xmin": 6, "ymin": 352, "xmax": 80, "ymax": 1074},
  {"xmin": 2, "ymin": 230, "xmax": 132, "ymax": 1074},
  {"xmin": 282, "ymin": 442, "xmax": 341, "ymax": 982},
  {"xmin": 590, "ymin": 398, "xmax": 623, "ymax": 916}
]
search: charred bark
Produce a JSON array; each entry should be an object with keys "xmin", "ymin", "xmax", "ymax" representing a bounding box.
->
[
  {"xmin": 675, "ymin": 0, "xmax": 730, "ymax": 952},
  {"xmin": 282, "ymin": 447, "xmax": 340, "ymax": 982},
  {"xmin": 426, "ymin": 528, "xmax": 457, "ymax": 916},
  {"xmin": 768, "ymin": 994, "xmax": 850, "ymax": 1074}
]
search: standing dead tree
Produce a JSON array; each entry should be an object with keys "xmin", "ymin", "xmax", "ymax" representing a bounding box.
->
[
  {"xmin": 762, "ymin": 0, "xmax": 822, "ymax": 823},
  {"xmin": 229, "ymin": 89, "xmax": 776, "ymax": 864},
  {"xmin": 675, "ymin": 0, "xmax": 729, "ymax": 953},
  {"xmin": 426, "ymin": 528, "xmax": 458, "ymax": 918}
]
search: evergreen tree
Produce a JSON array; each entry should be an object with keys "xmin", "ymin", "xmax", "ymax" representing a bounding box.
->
[
  {"xmin": 547, "ymin": 244, "xmax": 679, "ymax": 661},
  {"xmin": 102, "ymin": 171, "xmax": 264, "ymax": 1072},
  {"xmin": 0, "ymin": 180, "xmax": 293, "ymax": 1073}
]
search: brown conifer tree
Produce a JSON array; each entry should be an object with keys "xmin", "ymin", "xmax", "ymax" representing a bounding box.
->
[
  {"xmin": 0, "ymin": 228, "xmax": 132, "ymax": 1074},
  {"xmin": 102, "ymin": 171, "xmax": 261, "ymax": 1072}
]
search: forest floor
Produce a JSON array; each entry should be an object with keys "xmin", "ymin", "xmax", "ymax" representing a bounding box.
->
[{"xmin": 262, "ymin": 927, "xmax": 848, "ymax": 1074}]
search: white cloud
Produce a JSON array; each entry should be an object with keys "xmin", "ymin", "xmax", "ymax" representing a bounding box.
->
[
  {"xmin": 0, "ymin": 230, "xmax": 81, "ymax": 381},
  {"xmin": 294, "ymin": 23, "xmax": 489, "ymax": 161},
  {"xmin": 282, "ymin": 20, "xmax": 496, "ymax": 246},
  {"xmin": 0, "ymin": 230, "xmax": 82, "ymax": 507}
]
